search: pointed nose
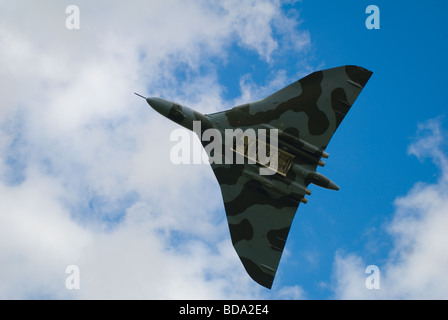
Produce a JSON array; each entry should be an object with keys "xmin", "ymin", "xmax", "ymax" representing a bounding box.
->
[{"xmin": 146, "ymin": 97, "xmax": 173, "ymax": 116}]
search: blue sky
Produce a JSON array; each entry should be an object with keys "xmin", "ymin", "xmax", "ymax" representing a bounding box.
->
[
  {"xmin": 1, "ymin": 1, "xmax": 448, "ymax": 299},
  {"xmin": 287, "ymin": 1, "xmax": 448, "ymax": 298}
]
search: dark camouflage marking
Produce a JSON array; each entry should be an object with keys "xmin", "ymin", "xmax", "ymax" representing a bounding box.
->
[
  {"xmin": 141, "ymin": 65, "xmax": 372, "ymax": 289},
  {"xmin": 228, "ymin": 218, "xmax": 253, "ymax": 245}
]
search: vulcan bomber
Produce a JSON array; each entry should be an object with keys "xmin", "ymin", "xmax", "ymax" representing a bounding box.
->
[{"xmin": 136, "ymin": 65, "xmax": 372, "ymax": 289}]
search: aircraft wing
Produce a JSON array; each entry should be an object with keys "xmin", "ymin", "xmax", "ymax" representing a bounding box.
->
[
  {"xmin": 210, "ymin": 65, "xmax": 373, "ymax": 151},
  {"xmin": 205, "ymin": 65, "xmax": 372, "ymax": 288},
  {"xmin": 210, "ymin": 162, "xmax": 301, "ymax": 289}
]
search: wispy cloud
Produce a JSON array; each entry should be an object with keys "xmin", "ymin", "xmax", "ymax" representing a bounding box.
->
[
  {"xmin": 332, "ymin": 118, "xmax": 448, "ymax": 299},
  {"xmin": 0, "ymin": 1, "xmax": 311, "ymax": 299}
]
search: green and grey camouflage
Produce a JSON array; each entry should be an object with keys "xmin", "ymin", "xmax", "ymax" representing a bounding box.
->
[{"xmin": 137, "ymin": 65, "xmax": 373, "ymax": 289}]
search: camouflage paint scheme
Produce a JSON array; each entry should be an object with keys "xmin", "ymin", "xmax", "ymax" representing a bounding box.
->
[{"xmin": 139, "ymin": 65, "xmax": 373, "ymax": 289}]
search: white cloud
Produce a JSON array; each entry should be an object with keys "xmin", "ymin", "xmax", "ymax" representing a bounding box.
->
[
  {"xmin": 276, "ymin": 285, "xmax": 307, "ymax": 300},
  {"xmin": 0, "ymin": 1, "xmax": 310, "ymax": 299},
  {"xmin": 235, "ymin": 70, "xmax": 290, "ymax": 105},
  {"xmin": 332, "ymin": 118, "xmax": 448, "ymax": 299},
  {"xmin": 0, "ymin": 168, "xmax": 91, "ymax": 299}
]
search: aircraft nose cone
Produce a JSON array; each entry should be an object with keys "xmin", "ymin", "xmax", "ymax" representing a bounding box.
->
[
  {"xmin": 146, "ymin": 97, "xmax": 163, "ymax": 109},
  {"xmin": 146, "ymin": 97, "xmax": 172, "ymax": 116}
]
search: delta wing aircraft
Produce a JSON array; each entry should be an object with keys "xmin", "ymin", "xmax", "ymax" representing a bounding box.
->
[{"xmin": 136, "ymin": 65, "xmax": 372, "ymax": 288}]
